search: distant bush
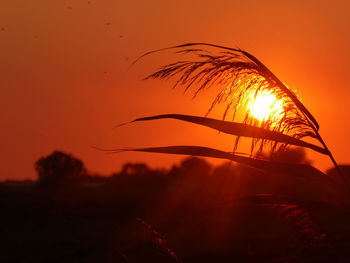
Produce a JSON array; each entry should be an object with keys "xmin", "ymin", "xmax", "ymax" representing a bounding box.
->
[
  {"xmin": 269, "ymin": 147, "xmax": 313, "ymax": 165},
  {"xmin": 121, "ymin": 162, "xmax": 152, "ymax": 176},
  {"xmin": 35, "ymin": 151, "xmax": 87, "ymax": 186}
]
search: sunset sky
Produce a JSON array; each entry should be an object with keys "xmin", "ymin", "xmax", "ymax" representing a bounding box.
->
[{"xmin": 1, "ymin": 0, "xmax": 350, "ymax": 180}]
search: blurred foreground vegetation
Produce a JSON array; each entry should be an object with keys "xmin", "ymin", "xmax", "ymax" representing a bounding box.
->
[{"xmin": 1, "ymin": 150, "xmax": 350, "ymax": 262}]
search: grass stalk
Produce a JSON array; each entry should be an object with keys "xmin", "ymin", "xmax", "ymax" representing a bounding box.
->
[{"xmin": 315, "ymin": 130, "xmax": 350, "ymax": 194}]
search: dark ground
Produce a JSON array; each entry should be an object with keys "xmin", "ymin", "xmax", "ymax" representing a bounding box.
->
[{"xmin": 2, "ymin": 161, "xmax": 350, "ymax": 263}]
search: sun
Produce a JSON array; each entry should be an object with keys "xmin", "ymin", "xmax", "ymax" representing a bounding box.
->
[{"xmin": 247, "ymin": 90, "xmax": 285, "ymax": 123}]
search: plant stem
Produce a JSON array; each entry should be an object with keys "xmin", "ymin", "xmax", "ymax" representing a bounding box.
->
[{"xmin": 315, "ymin": 130, "xmax": 350, "ymax": 194}]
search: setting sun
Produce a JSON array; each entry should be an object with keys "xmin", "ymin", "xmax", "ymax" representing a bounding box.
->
[{"xmin": 247, "ymin": 90, "xmax": 284, "ymax": 122}]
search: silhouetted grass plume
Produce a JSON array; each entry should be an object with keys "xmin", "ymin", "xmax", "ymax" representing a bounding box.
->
[{"xmin": 121, "ymin": 42, "xmax": 348, "ymax": 194}]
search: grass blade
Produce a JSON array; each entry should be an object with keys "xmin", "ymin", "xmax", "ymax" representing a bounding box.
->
[
  {"xmin": 113, "ymin": 145, "xmax": 327, "ymax": 179},
  {"xmin": 123, "ymin": 114, "xmax": 327, "ymax": 155}
]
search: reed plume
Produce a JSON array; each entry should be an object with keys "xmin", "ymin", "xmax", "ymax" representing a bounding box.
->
[
  {"xmin": 121, "ymin": 43, "xmax": 348, "ymax": 193},
  {"xmin": 141, "ymin": 43, "xmax": 319, "ymax": 155}
]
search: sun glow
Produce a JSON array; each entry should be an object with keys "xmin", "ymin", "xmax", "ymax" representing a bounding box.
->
[{"xmin": 247, "ymin": 90, "xmax": 285, "ymax": 122}]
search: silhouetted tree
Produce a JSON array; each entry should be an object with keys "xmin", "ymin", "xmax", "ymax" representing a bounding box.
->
[
  {"xmin": 261, "ymin": 147, "xmax": 312, "ymax": 165},
  {"xmin": 179, "ymin": 157, "xmax": 212, "ymax": 176},
  {"xmin": 121, "ymin": 162, "xmax": 151, "ymax": 176},
  {"xmin": 327, "ymin": 165, "xmax": 350, "ymax": 185},
  {"xmin": 35, "ymin": 151, "xmax": 86, "ymax": 186}
]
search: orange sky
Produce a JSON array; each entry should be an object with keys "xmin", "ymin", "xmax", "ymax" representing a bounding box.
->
[{"xmin": 1, "ymin": 0, "xmax": 350, "ymax": 180}]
